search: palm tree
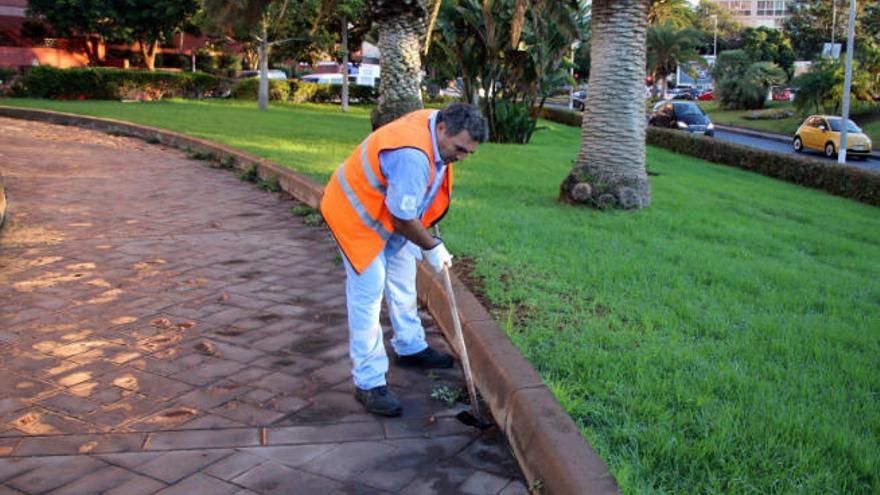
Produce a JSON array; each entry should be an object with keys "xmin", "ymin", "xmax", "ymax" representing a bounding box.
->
[
  {"xmin": 647, "ymin": 22, "xmax": 703, "ymax": 98},
  {"xmin": 648, "ymin": 0, "xmax": 693, "ymax": 28},
  {"xmin": 559, "ymin": 0, "xmax": 651, "ymax": 210},
  {"xmin": 370, "ymin": 0, "xmax": 431, "ymax": 130}
]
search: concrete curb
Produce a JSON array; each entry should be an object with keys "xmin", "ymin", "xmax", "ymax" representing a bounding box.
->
[
  {"xmin": 0, "ymin": 105, "xmax": 620, "ymax": 495},
  {"xmin": 714, "ymin": 123, "xmax": 791, "ymax": 144}
]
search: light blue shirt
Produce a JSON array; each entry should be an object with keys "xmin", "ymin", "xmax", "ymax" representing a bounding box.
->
[{"xmin": 379, "ymin": 111, "xmax": 446, "ymax": 252}]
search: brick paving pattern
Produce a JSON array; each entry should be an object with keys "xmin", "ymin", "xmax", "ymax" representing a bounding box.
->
[{"xmin": 0, "ymin": 117, "xmax": 528, "ymax": 494}]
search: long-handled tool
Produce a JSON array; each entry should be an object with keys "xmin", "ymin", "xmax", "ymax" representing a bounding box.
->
[{"xmin": 433, "ymin": 226, "xmax": 491, "ymax": 429}]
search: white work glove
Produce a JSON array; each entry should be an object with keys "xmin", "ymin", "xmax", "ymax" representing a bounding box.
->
[{"xmin": 422, "ymin": 237, "xmax": 453, "ymax": 273}]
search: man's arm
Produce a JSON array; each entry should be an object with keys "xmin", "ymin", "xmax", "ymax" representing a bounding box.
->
[{"xmin": 390, "ymin": 216, "xmax": 439, "ymax": 250}]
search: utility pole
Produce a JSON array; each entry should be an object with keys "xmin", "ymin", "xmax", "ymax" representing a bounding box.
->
[
  {"xmin": 341, "ymin": 15, "xmax": 349, "ymax": 113},
  {"xmin": 838, "ymin": 0, "xmax": 856, "ymax": 164}
]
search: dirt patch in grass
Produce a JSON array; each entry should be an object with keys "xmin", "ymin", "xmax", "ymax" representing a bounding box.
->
[{"xmin": 451, "ymin": 256, "xmax": 491, "ymax": 310}]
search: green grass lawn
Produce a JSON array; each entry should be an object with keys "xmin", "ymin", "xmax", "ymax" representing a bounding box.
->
[
  {"xmin": 700, "ymin": 100, "xmax": 880, "ymax": 145},
  {"xmin": 3, "ymin": 98, "xmax": 879, "ymax": 494}
]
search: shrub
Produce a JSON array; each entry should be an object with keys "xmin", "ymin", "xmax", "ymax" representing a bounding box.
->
[
  {"xmin": 289, "ymin": 81, "xmax": 378, "ymax": 104},
  {"xmin": 717, "ymin": 61, "xmax": 787, "ymax": 110},
  {"xmin": 489, "ymin": 100, "xmax": 537, "ymax": 144},
  {"xmin": 716, "ymin": 77, "xmax": 767, "ymax": 110},
  {"xmin": 743, "ymin": 108, "xmax": 794, "ymax": 120},
  {"xmin": 792, "ymin": 59, "xmax": 874, "ymax": 115},
  {"xmin": 538, "ymin": 105, "xmax": 582, "ymax": 127},
  {"xmin": 712, "ymin": 50, "xmax": 751, "ymax": 82},
  {"xmin": 646, "ymin": 127, "xmax": 880, "ymax": 207},
  {"xmin": 215, "ymin": 53, "xmax": 242, "ymax": 78},
  {"xmin": 232, "ymin": 78, "xmax": 290, "ymax": 101},
  {"xmin": 0, "ymin": 67, "xmax": 17, "ymax": 84},
  {"xmin": 10, "ymin": 66, "xmax": 227, "ymax": 100}
]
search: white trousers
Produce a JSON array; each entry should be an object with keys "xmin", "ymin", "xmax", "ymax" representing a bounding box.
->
[{"xmin": 343, "ymin": 243, "xmax": 428, "ymax": 389}]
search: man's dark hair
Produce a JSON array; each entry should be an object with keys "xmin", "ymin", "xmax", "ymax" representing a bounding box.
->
[{"xmin": 437, "ymin": 103, "xmax": 488, "ymax": 143}]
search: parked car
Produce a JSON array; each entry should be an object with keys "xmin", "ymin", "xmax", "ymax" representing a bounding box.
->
[
  {"xmin": 571, "ymin": 90, "xmax": 587, "ymax": 111},
  {"xmin": 299, "ymin": 73, "xmax": 344, "ymax": 85},
  {"xmin": 697, "ymin": 89, "xmax": 714, "ymax": 101},
  {"xmin": 792, "ymin": 115, "xmax": 872, "ymax": 159},
  {"xmin": 771, "ymin": 86, "xmax": 796, "ymax": 101},
  {"xmin": 673, "ymin": 87, "xmax": 701, "ymax": 100},
  {"xmin": 648, "ymin": 100, "xmax": 715, "ymax": 136},
  {"xmin": 238, "ymin": 70, "xmax": 289, "ymax": 80}
]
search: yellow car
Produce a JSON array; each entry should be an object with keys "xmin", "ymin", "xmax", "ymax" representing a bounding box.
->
[{"xmin": 792, "ymin": 115, "xmax": 873, "ymax": 159}]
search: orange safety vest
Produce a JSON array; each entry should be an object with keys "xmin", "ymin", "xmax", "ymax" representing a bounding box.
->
[{"xmin": 320, "ymin": 109, "xmax": 453, "ymax": 274}]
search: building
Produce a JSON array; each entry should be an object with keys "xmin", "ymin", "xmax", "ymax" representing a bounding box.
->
[
  {"xmin": 0, "ymin": 0, "xmax": 211, "ymax": 70},
  {"xmin": 711, "ymin": 0, "xmax": 798, "ymax": 28},
  {"xmin": 0, "ymin": 0, "xmax": 90, "ymax": 68}
]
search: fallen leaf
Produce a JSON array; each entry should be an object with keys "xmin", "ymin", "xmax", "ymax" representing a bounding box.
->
[
  {"xmin": 78, "ymin": 441, "xmax": 98, "ymax": 453},
  {"xmin": 150, "ymin": 317, "xmax": 172, "ymax": 328},
  {"xmin": 194, "ymin": 340, "xmax": 217, "ymax": 356}
]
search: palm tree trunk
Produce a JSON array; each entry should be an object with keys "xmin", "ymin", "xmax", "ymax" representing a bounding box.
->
[
  {"xmin": 560, "ymin": 0, "xmax": 651, "ymax": 210},
  {"xmin": 370, "ymin": 3, "xmax": 428, "ymax": 130}
]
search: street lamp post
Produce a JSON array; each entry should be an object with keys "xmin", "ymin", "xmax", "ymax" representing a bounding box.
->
[
  {"xmin": 838, "ymin": 0, "xmax": 856, "ymax": 164},
  {"xmin": 831, "ymin": 0, "xmax": 837, "ymax": 47},
  {"xmin": 712, "ymin": 15, "xmax": 718, "ymax": 59}
]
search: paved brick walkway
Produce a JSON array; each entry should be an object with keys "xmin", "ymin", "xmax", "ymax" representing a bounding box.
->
[{"xmin": 0, "ymin": 117, "xmax": 527, "ymax": 495}]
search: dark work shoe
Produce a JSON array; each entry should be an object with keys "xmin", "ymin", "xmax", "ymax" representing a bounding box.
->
[
  {"xmin": 396, "ymin": 346, "xmax": 454, "ymax": 369},
  {"xmin": 355, "ymin": 386, "xmax": 402, "ymax": 417}
]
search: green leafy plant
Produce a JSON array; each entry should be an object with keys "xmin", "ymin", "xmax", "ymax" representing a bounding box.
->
[
  {"xmin": 430, "ymin": 385, "xmax": 463, "ymax": 407},
  {"xmin": 303, "ymin": 212, "xmax": 324, "ymax": 227},
  {"xmin": 493, "ymin": 99, "xmax": 538, "ymax": 144},
  {"xmin": 291, "ymin": 204, "xmax": 316, "ymax": 216},
  {"xmin": 257, "ymin": 176, "xmax": 281, "ymax": 192},
  {"xmin": 239, "ymin": 165, "xmax": 258, "ymax": 183},
  {"xmin": 186, "ymin": 150, "xmax": 216, "ymax": 161}
]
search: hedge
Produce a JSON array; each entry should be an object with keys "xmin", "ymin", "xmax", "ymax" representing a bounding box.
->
[
  {"xmin": 290, "ymin": 81, "xmax": 378, "ymax": 104},
  {"xmin": 646, "ymin": 127, "xmax": 880, "ymax": 207},
  {"xmin": 537, "ymin": 105, "xmax": 880, "ymax": 207},
  {"xmin": 232, "ymin": 78, "xmax": 290, "ymax": 101},
  {"xmin": 10, "ymin": 66, "xmax": 228, "ymax": 101},
  {"xmin": 538, "ymin": 105, "xmax": 582, "ymax": 126}
]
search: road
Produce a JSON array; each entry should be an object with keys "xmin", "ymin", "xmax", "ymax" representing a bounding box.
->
[
  {"xmin": 713, "ymin": 128, "xmax": 880, "ymax": 171},
  {"xmin": 543, "ymin": 101, "xmax": 880, "ymax": 171}
]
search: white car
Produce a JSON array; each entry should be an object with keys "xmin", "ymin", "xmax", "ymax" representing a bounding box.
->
[
  {"xmin": 238, "ymin": 70, "xmax": 288, "ymax": 81},
  {"xmin": 299, "ymin": 73, "xmax": 344, "ymax": 85}
]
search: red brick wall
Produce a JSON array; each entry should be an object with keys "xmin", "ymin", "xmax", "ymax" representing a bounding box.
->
[{"xmin": 0, "ymin": 46, "xmax": 88, "ymax": 68}]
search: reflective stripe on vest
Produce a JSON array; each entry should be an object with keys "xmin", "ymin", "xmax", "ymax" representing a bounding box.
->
[
  {"xmin": 359, "ymin": 137, "xmax": 386, "ymax": 194},
  {"xmin": 334, "ymin": 164, "xmax": 392, "ymax": 242}
]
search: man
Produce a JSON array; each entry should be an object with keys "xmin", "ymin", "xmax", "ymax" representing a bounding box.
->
[{"xmin": 320, "ymin": 103, "xmax": 488, "ymax": 416}]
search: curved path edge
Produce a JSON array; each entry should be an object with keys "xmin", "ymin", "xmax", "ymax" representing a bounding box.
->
[
  {"xmin": 0, "ymin": 169, "xmax": 6, "ymax": 230},
  {"xmin": 0, "ymin": 105, "xmax": 620, "ymax": 495}
]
